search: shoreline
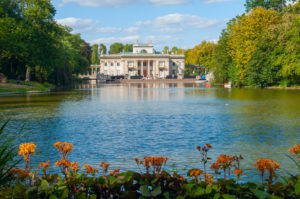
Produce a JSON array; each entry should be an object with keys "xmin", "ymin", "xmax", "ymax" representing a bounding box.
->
[
  {"xmin": 119, "ymin": 78, "xmax": 202, "ymax": 83},
  {"xmin": 0, "ymin": 82, "xmax": 51, "ymax": 95}
]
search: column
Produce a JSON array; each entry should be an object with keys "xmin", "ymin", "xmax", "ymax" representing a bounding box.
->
[
  {"xmin": 147, "ymin": 60, "xmax": 150, "ymax": 78},
  {"xmin": 153, "ymin": 61, "xmax": 156, "ymax": 79},
  {"xmin": 141, "ymin": 60, "xmax": 144, "ymax": 77},
  {"xmin": 135, "ymin": 60, "xmax": 138, "ymax": 76}
]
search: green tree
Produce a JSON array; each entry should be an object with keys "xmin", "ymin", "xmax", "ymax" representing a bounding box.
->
[
  {"xmin": 91, "ymin": 44, "xmax": 99, "ymax": 65},
  {"xmin": 244, "ymin": 0, "xmax": 296, "ymax": 12},
  {"xmin": 247, "ymin": 6, "xmax": 300, "ymax": 87},
  {"xmin": 228, "ymin": 7, "xmax": 279, "ymax": 83},
  {"xmin": 163, "ymin": 46, "xmax": 169, "ymax": 54},
  {"xmin": 100, "ymin": 43, "xmax": 107, "ymax": 54},
  {"xmin": 171, "ymin": 46, "xmax": 178, "ymax": 54},
  {"xmin": 109, "ymin": 42, "xmax": 123, "ymax": 54},
  {"xmin": 124, "ymin": 44, "xmax": 133, "ymax": 52}
]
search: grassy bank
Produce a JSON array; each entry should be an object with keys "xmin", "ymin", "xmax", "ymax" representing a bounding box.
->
[{"xmin": 0, "ymin": 80, "xmax": 51, "ymax": 93}]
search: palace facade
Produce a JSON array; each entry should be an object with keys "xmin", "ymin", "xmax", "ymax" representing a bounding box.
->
[{"xmin": 99, "ymin": 41, "xmax": 185, "ymax": 79}]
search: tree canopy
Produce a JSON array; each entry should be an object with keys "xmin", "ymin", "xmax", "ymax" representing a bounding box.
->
[{"xmin": 0, "ymin": 0, "xmax": 91, "ymax": 85}]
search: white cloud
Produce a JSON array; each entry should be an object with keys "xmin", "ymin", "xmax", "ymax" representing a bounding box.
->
[
  {"xmin": 124, "ymin": 26, "xmax": 140, "ymax": 33},
  {"xmin": 202, "ymin": 0, "xmax": 232, "ymax": 3},
  {"xmin": 96, "ymin": 27, "xmax": 122, "ymax": 33},
  {"xmin": 56, "ymin": 17, "xmax": 97, "ymax": 33},
  {"xmin": 136, "ymin": 14, "xmax": 219, "ymax": 33},
  {"xmin": 60, "ymin": 0, "xmax": 190, "ymax": 7},
  {"xmin": 145, "ymin": 35, "xmax": 180, "ymax": 43},
  {"xmin": 149, "ymin": 0, "xmax": 190, "ymax": 6},
  {"xmin": 89, "ymin": 35, "xmax": 140, "ymax": 45}
]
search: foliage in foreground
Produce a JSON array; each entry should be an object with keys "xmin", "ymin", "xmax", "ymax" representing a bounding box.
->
[
  {"xmin": 0, "ymin": 139, "xmax": 299, "ymax": 199},
  {"xmin": 0, "ymin": 121, "xmax": 23, "ymax": 186}
]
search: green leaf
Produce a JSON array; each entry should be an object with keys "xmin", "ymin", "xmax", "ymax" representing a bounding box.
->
[
  {"xmin": 152, "ymin": 186, "xmax": 162, "ymax": 197},
  {"xmin": 193, "ymin": 186, "xmax": 204, "ymax": 196},
  {"xmin": 269, "ymin": 195, "xmax": 283, "ymax": 199},
  {"xmin": 90, "ymin": 195, "xmax": 97, "ymax": 199},
  {"xmin": 39, "ymin": 180, "xmax": 50, "ymax": 192},
  {"xmin": 212, "ymin": 184, "xmax": 220, "ymax": 191},
  {"xmin": 140, "ymin": 185, "xmax": 151, "ymax": 197},
  {"xmin": 151, "ymin": 178, "xmax": 158, "ymax": 184},
  {"xmin": 60, "ymin": 189, "xmax": 68, "ymax": 199},
  {"xmin": 75, "ymin": 192, "xmax": 86, "ymax": 199},
  {"xmin": 163, "ymin": 192, "xmax": 170, "ymax": 199},
  {"xmin": 213, "ymin": 193, "xmax": 220, "ymax": 199},
  {"xmin": 176, "ymin": 196, "xmax": 185, "ymax": 199},
  {"xmin": 250, "ymin": 188, "xmax": 269, "ymax": 199},
  {"xmin": 26, "ymin": 186, "xmax": 38, "ymax": 196},
  {"xmin": 295, "ymin": 179, "xmax": 300, "ymax": 195},
  {"xmin": 49, "ymin": 195, "xmax": 58, "ymax": 199},
  {"xmin": 119, "ymin": 171, "xmax": 135, "ymax": 182},
  {"xmin": 223, "ymin": 194, "xmax": 235, "ymax": 199},
  {"xmin": 206, "ymin": 185, "xmax": 212, "ymax": 194},
  {"xmin": 183, "ymin": 184, "xmax": 195, "ymax": 193}
]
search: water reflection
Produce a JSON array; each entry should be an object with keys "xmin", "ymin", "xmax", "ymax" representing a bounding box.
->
[{"xmin": 0, "ymin": 82, "xmax": 299, "ymax": 182}]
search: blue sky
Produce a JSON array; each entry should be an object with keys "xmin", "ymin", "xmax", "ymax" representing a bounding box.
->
[{"xmin": 53, "ymin": 0, "xmax": 245, "ymax": 50}]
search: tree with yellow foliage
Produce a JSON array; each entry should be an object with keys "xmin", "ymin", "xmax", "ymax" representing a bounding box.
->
[{"xmin": 228, "ymin": 7, "xmax": 280, "ymax": 83}]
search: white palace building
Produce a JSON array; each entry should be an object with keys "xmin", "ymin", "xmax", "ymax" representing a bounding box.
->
[{"xmin": 82, "ymin": 41, "xmax": 185, "ymax": 80}]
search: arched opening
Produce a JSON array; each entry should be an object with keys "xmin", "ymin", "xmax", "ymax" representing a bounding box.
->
[{"xmin": 140, "ymin": 49, "xmax": 147, "ymax": 54}]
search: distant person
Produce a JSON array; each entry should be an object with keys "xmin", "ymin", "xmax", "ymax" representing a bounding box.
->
[{"xmin": 202, "ymin": 74, "xmax": 206, "ymax": 80}]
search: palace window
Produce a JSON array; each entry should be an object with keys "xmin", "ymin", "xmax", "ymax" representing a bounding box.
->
[
  {"xmin": 159, "ymin": 61, "xmax": 165, "ymax": 67},
  {"xmin": 117, "ymin": 62, "xmax": 120, "ymax": 66},
  {"xmin": 111, "ymin": 62, "xmax": 114, "ymax": 66},
  {"xmin": 128, "ymin": 61, "xmax": 133, "ymax": 67},
  {"xmin": 104, "ymin": 62, "xmax": 107, "ymax": 66}
]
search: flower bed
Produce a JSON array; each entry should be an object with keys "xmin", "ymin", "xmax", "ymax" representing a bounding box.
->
[{"xmin": 0, "ymin": 142, "xmax": 299, "ymax": 199}]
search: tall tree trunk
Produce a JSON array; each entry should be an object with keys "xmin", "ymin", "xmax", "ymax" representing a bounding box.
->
[{"xmin": 25, "ymin": 66, "xmax": 31, "ymax": 82}]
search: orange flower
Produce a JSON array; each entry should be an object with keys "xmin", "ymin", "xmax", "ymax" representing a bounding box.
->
[
  {"xmin": 18, "ymin": 143, "xmax": 36, "ymax": 160},
  {"xmin": 188, "ymin": 169, "xmax": 203, "ymax": 178},
  {"xmin": 179, "ymin": 176, "xmax": 186, "ymax": 181},
  {"xmin": 55, "ymin": 159, "xmax": 71, "ymax": 168},
  {"xmin": 140, "ymin": 157, "xmax": 169, "ymax": 175},
  {"xmin": 204, "ymin": 144, "xmax": 212, "ymax": 149},
  {"xmin": 53, "ymin": 142, "xmax": 73, "ymax": 158},
  {"xmin": 110, "ymin": 169, "xmax": 120, "ymax": 176},
  {"xmin": 196, "ymin": 146, "xmax": 201, "ymax": 151},
  {"xmin": 255, "ymin": 158, "xmax": 281, "ymax": 184},
  {"xmin": 134, "ymin": 158, "xmax": 140, "ymax": 165},
  {"xmin": 233, "ymin": 168, "xmax": 244, "ymax": 176},
  {"xmin": 9, "ymin": 168, "xmax": 28, "ymax": 176},
  {"xmin": 83, "ymin": 164, "xmax": 99, "ymax": 176},
  {"xmin": 210, "ymin": 163, "xmax": 220, "ymax": 170},
  {"xmin": 99, "ymin": 161, "xmax": 110, "ymax": 175},
  {"xmin": 40, "ymin": 160, "xmax": 50, "ymax": 169},
  {"xmin": 289, "ymin": 144, "xmax": 300, "ymax": 155},
  {"xmin": 70, "ymin": 162, "xmax": 79, "ymax": 171},
  {"xmin": 203, "ymin": 173, "xmax": 214, "ymax": 184}
]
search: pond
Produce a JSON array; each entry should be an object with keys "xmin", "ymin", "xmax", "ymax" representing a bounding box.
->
[{"xmin": 0, "ymin": 82, "xmax": 299, "ymax": 182}]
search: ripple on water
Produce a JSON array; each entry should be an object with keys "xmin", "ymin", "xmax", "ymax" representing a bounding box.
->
[{"xmin": 0, "ymin": 83, "xmax": 300, "ymax": 182}]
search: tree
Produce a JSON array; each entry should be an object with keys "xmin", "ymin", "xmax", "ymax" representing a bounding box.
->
[
  {"xmin": 123, "ymin": 44, "xmax": 133, "ymax": 52},
  {"xmin": 0, "ymin": 0, "xmax": 91, "ymax": 85},
  {"xmin": 171, "ymin": 46, "xmax": 178, "ymax": 54},
  {"xmin": 109, "ymin": 43, "xmax": 123, "ymax": 54},
  {"xmin": 244, "ymin": 0, "xmax": 296, "ymax": 12},
  {"xmin": 228, "ymin": 7, "xmax": 279, "ymax": 83},
  {"xmin": 99, "ymin": 43, "xmax": 107, "ymax": 54},
  {"xmin": 91, "ymin": 44, "xmax": 99, "ymax": 65},
  {"xmin": 247, "ymin": 6, "xmax": 300, "ymax": 87},
  {"xmin": 163, "ymin": 46, "xmax": 169, "ymax": 54}
]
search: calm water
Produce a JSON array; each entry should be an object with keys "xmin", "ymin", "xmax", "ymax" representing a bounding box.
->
[{"xmin": 0, "ymin": 82, "xmax": 299, "ymax": 181}]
